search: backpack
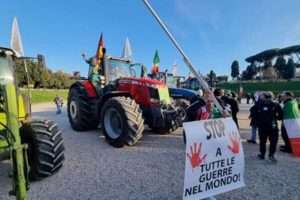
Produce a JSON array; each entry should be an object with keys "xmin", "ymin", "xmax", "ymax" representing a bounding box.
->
[{"xmin": 256, "ymin": 101, "xmax": 280, "ymax": 129}]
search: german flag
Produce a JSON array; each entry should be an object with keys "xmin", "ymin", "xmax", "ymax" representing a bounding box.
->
[{"xmin": 95, "ymin": 33, "xmax": 105, "ymax": 66}]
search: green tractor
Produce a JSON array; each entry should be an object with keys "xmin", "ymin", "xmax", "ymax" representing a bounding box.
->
[{"xmin": 0, "ymin": 47, "xmax": 65, "ymax": 199}]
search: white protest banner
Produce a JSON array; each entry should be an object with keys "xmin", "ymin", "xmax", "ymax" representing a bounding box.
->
[{"xmin": 183, "ymin": 118, "xmax": 245, "ymax": 200}]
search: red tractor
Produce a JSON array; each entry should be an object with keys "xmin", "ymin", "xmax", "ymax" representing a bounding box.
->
[{"xmin": 67, "ymin": 54, "xmax": 182, "ymax": 148}]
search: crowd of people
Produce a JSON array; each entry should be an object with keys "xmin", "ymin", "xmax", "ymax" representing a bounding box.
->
[
  {"xmin": 194, "ymin": 88, "xmax": 299, "ymax": 163},
  {"xmin": 247, "ymin": 91, "xmax": 300, "ymax": 162},
  {"xmin": 192, "ymin": 88, "xmax": 240, "ymax": 124}
]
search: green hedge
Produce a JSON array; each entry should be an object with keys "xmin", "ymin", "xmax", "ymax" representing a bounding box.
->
[
  {"xmin": 21, "ymin": 89, "xmax": 68, "ymax": 104},
  {"xmin": 218, "ymin": 80, "xmax": 300, "ymax": 97}
]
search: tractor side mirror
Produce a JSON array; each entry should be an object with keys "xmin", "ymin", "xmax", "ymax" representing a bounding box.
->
[
  {"xmin": 141, "ymin": 65, "xmax": 147, "ymax": 77},
  {"xmin": 37, "ymin": 54, "xmax": 46, "ymax": 68}
]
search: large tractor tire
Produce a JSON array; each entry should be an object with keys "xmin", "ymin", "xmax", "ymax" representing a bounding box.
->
[
  {"xmin": 20, "ymin": 120, "xmax": 65, "ymax": 181},
  {"xmin": 101, "ymin": 97, "xmax": 144, "ymax": 148},
  {"xmin": 68, "ymin": 83, "xmax": 99, "ymax": 131}
]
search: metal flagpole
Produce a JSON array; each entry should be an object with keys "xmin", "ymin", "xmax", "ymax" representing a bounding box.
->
[
  {"xmin": 142, "ymin": 0, "xmax": 224, "ymax": 113},
  {"xmin": 23, "ymin": 60, "xmax": 32, "ymax": 115},
  {"xmin": 143, "ymin": 1, "xmax": 220, "ymax": 199}
]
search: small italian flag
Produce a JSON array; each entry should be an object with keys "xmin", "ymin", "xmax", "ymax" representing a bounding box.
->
[
  {"xmin": 151, "ymin": 50, "xmax": 160, "ymax": 74},
  {"xmin": 283, "ymin": 100, "xmax": 300, "ymax": 157}
]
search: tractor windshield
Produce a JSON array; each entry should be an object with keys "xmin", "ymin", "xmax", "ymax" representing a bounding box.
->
[
  {"xmin": 0, "ymin": 56, "xmax": 15, "ymax": 85},
  {"xmin": 107, "ymin": 60, "xmax": 143, "ymax": 82}
]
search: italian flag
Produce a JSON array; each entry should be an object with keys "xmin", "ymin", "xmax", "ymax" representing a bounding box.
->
[
  {"xmin": 283, "ymin": 100, "xmax": 300, "ymax": 157},
  {"xmin": 151, "ymin": 50, "xmax": 160, "ymax": 74}
]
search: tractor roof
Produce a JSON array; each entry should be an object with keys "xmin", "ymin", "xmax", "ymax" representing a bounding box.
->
[
  {"xmin": 107, "ymin": 56, "xmax": 131, "ymax": 63},
  {"xmin": 0, "ymin": 47, "xmax": 17, "ymax": 57}
]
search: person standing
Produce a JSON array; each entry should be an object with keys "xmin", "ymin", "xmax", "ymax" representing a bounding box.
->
[
  {"xmin": 213, "ymin": 88, "xmax": 226, "ymax": 109},
  {"xmin": 255, "ymin": 92, "xmax": 283, "ymax": 162},
  {"xmin": 247, "ymin": 92, "xmax": 262, "ymax": 144},
  {"xmin": 280, "ymin": 91, "xmax": 300, "ymax": 153},
  {"xmin": 246, "ymin": 93, "xmax": 251, "ymax": 104},
  {"xmin": 247, "ymin": 103, "xmax": 258, "ymax": 144},
  {"xmin": 214, "ymin": 89, "xmax": 239, "ymax": 128},
  {"xmin": 54, "ymin": 95, "xmax": 63, "ymax": 114},
  {"xmin": 227, "ymin": 92, "xmax": 240, "ymax": 128}
]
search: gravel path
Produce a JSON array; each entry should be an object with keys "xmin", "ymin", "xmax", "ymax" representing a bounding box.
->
[{"xmin": 0, "ymin": 103, "xmax": 299, "ymax": 200}]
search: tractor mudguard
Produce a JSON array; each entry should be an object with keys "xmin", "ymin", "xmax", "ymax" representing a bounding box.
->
[
  {"xmin": 71, "ymin": 80, "xmax": 98, "ymax": 98},
  {"xmin": 100, "ymin": 91, "xmax": 132, "ymax": 108},
  {"xmin": 0, "ymin": 94, "xmax": 28, "ymax": 131}
]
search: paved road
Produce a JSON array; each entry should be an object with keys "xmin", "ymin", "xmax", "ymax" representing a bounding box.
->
[{"xmin": 0, "ymin": 103, "xmax": 300, "ymax": 200}]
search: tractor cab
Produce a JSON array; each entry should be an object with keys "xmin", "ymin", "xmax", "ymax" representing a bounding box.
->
[
  {"xmin": 0, "ymin": 48, "xmax": 27, "ymax": 124},
  {"xmin": 104, "ymin": 57, "xmax": 145, "ymax": 84}
]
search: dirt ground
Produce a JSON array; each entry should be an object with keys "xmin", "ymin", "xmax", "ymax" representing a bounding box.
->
[{"xmin": 0, "ymin": 102, "xmax": 299, "ymax": 200}]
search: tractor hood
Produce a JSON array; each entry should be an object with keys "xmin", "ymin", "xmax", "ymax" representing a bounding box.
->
[{"xmin": 118, "ymin": 77, "xmax": 165, "ymax": 87}]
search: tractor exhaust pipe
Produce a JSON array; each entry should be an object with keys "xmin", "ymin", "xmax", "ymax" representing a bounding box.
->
[{"xmin": 142, "ymin": 0, "xmax": 224, "ymax": 112}]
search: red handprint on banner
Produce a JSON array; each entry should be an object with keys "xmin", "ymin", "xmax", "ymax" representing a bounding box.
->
[
  {"xmin": 187, "ymin": 143, "xmax": 207, "ymax": 169},
  {"xmin": 228, "ymin": 131, "xmax": 240, "ymax": 154}
]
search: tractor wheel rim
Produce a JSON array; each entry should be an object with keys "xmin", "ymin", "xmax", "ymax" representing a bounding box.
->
[
  {"xmin": 178, "ymin": 107, "xmax": 187, "ymax": 121},
  {"xmin": 104, "ymin": 107, "xmax": 123, "ymax": 139},
  {"xmin": 70, "ymin": 101, "xmax": 77, "ymax": 119}
]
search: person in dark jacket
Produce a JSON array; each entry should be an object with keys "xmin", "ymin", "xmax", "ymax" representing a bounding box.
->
[
  {"xmin": 213, "ymin": 89, "xmax": 239, "ymax": 127},
  {"xmin": 246, "ymin": 93, "xmax": 251, "ymax": 104},
  {"xmin": 255, "ymin": 92, "xmax": 283, "ymax": 162},
  {"xmin": 213, "ymin": 88, "xmax": 226, "ymax": 109},
  {"xmin": 222, "ymin": 92, "xmax": 239, "ymax": 128}
]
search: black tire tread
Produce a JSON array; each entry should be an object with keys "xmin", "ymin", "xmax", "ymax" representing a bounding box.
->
[
  {"xmin": 20, "ymin": 120, "xmax": 65, "ymax": 181},
  {"xmin": 101, "ymin": 96, "xmax": 144, "ymax": 147},
  {"xmin": 67, "ymin": 82, "xmax": 99, "ymax": 131}
]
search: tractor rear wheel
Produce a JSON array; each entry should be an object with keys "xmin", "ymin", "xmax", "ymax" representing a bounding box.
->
[
  {"xmin": 20, "ymin": 120, "xmax": 65, "ymax": 181},
  {"xmin": 101, "ymin": 97, "xmax": 144, "ymax": 148},
  {"xmin": 68, "ymin": 83, "xmax": 99, "ymax": 131},
  {"xmin": 174, "ymin": 98, "xmax": 190, "ymax": 123}
]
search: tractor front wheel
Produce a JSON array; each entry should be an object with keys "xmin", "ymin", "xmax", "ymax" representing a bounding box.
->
[
  {"xmin": 101, "ymin": 97, "xmax": 144, "ymax": 148},
  {"xmin": 20, "ymin": 120, "xmax": 65, "ymax": 181}
]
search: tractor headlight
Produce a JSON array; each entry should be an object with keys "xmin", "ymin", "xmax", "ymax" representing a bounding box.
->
[{"xmin": 148, "ymin": 86, "xmax": 160, "ymax": 104}]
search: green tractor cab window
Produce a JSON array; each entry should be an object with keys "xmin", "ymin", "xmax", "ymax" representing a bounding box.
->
[{"xmin": 0, "ymin": 54, "xmax": 15, "ymax": 85}]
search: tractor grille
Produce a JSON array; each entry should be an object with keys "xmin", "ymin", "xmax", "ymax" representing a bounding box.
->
[{"xmin": 148, "ymin": 87, "xmax": 159, "ymax": 99}]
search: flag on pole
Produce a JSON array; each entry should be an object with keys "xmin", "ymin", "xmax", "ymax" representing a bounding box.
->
[
  {"xmin": 10, "ymin": 17, "xmax": 24, "ymax": 57},
  {"xmin": 283, "ymin": 99, "xmax": 300, "ymax": 157},
  {"xmin": 122, "ymin": 37, "xmax": 132, "ymax": 61},
  {"xmin": 151, "ymin": 50, "xmax": 160, "ymax": 74},
  {"xmin": 95, "ymin": 33, "xmax": 105, "ymax": 66}
]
